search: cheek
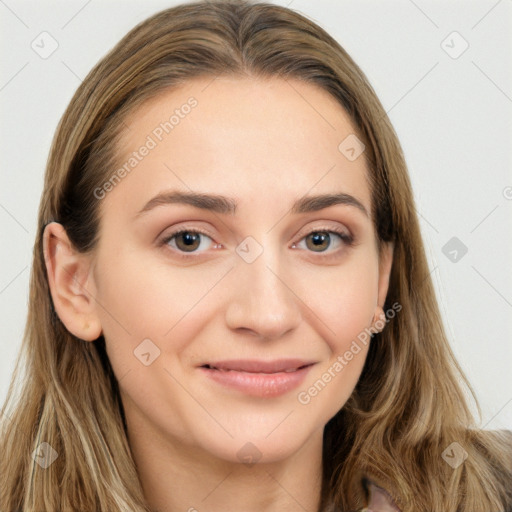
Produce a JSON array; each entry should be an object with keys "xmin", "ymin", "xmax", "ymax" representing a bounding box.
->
[
  {"xmin": 95, "ymin": 240, "xmax": 379, "ymax": 361},
  {"xmin": 297, "ymin": 252, "xmax": 379, "ymax": 351},
  {"xmin": 293, "ymin": 254, "xmax": 378, "ymax": 414},
  {"xmin": 92, "ymin": 248, "xmax": 227, "ymax": 368}
]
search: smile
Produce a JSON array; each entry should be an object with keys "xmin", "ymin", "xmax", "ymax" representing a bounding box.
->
[{"xmin": 198, "ymin": 359, "xmax": 316, "ymax": 397}]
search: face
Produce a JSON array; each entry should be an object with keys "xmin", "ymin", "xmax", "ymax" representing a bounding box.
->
[{"xmin": 50, "ymin": 76, "xmax": 393, "ymax": 465}]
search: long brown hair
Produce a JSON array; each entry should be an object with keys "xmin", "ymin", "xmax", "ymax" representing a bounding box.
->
[{"xmin": 1, "ymin": 1, "xmax": 511, "ymax": 511}]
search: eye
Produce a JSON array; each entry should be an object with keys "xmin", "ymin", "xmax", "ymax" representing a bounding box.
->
[
  {"xmin": 162, "ymin": 229, "xmax": 218, "ymax": 254},
  {"xmin": 160, "ymin": 226, "xmax": 354, "ymax": 259},
  {"xmin": 291, "ymin": 228, "xmax": 354, "ymax": 254}
]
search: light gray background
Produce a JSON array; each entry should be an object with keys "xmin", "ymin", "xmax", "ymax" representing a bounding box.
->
[{"xmin": 1, "ymin": 0, "xmax": 511, "ymax": 429}]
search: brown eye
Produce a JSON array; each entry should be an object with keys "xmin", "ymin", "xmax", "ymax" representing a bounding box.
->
[
  {"xmin": 175, "ymin": 232, "xmax": 201, "ymax": 252},
  {"xmin": 305, "ymin": 232, "xmax": 333, "ymax": 252},
  {"xmin": 163, "ymin": 230, "xmax": 214, "ymax": 253},
  {"xmin": 292, "ymin": 229, "xmax": 353, "ymax": 256}
]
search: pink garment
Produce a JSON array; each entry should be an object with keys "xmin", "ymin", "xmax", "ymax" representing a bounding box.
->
[{"xmin": 363, "ymin": 481, "xmax": 401, "ymax": 512}]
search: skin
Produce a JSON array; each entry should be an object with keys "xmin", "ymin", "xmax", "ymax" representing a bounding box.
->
[{"xmin": 44, "ymin": 76, "xmax": 393, "ymax": 512}]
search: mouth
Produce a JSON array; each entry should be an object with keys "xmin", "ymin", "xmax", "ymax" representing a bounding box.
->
[
  {"xmin": 198, "ymin": 359, "xmax": 316, "ymax": 397},
  {"xmin": 201, "ymin": 363, "xmax": 313, "ymax": 373}
]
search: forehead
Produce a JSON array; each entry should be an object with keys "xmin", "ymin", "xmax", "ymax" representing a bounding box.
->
[{"xmin": 105, "ymin": 76, "xmax": 372, "ymax": 220}]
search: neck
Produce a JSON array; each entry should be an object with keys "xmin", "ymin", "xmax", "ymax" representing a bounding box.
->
[{"xmin": 129, "ymin": 420, "xmax": 325, "ymax": 512}]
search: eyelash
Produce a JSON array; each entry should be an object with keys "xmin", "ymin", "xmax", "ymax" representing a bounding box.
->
[{"xmin": 160, "ymin": 226, "xmax": 355, "ymax": 261}]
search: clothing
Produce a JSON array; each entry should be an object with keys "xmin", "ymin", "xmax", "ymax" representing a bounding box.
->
[
  {"xmin": 362, "ymin": 480, "xmax": 401, "ymax": 512},
  {"xmin": 323, "ymin": 479, "xmax": 401, "ymax": 512}
]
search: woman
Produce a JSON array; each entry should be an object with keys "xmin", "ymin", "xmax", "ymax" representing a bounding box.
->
[{"xmin": 1, "ymin": 1, "xmax": 511, "ymax": 511}]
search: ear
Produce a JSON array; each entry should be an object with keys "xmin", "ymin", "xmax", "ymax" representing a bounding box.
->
[
  {"xmin": 42, "ymin": 222, "xmax": 102, "ymax": 342},
  {"xmin": 377, "ymin": 241, "xmax": 394, "ymax": 309},
  {"xmin": 371, "ymin": 241, "xmax": 394, "ymax": 330}
]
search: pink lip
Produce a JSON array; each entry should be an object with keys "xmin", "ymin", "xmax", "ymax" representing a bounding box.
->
[{"xmin": 198, "ymin": 359, "xmax": 316, "ymax": 397}]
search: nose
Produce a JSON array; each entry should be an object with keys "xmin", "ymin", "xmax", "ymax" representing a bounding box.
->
[{"xmin": 224, "ymin": 245, "xmax": 302, "ymax": 341}]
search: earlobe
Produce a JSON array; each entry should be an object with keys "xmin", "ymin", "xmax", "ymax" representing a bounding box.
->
[
  {"xmin": 42, "ymin": 222, "xmax": 102, "ymax": 342},
  {"xmin": 371, "ymin": 306, "xmax": 386, "ymax": 332}
]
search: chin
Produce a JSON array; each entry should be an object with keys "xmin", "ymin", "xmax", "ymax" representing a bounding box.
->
[{"xmin": 189, "ymin": 417, "xmax": 319, "ymax": 467}]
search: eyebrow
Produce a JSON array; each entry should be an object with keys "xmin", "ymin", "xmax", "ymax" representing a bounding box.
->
[{"xmin": 135, "ymin": 190, "xmax": 369, "ymax": 218}]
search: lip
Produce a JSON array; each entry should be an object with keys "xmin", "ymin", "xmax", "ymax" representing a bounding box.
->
[{"xmin": 198, "ymin": 359, "xmax": 316, "ymax": 397}]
